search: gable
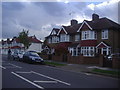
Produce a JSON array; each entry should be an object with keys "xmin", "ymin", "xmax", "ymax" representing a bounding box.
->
[
  {"xmin": 77, "ymin": 21, "xmax": 92, "ymax": 32},
  {"xmin": 81, "ymin": 23, "xmax": 92, "ymax": 31},
  {"xmin": 57, "ymin": 27, "xmax": 68, "ymax": 35},
  {"xmin": 96, "ymin": 42, "xmax": 110, "ymax": 48},
  {"xmin": 51, "ymin": 30, "xmax": 56, "ymax": 35},
  {"xmin": 59, "ymin": 29, "xmax": 66, "ymax": 34}
]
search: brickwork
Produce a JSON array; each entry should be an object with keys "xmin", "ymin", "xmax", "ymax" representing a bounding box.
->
[
  {"xmin": 67, "ymin": 53, "xmax": 99, "ymax": 65},
  {"xmin": 40, "ymin": 54, "xmax": 49, "ymax": 60},
  {"xmin": 52, "ymin": 54, "xmax": 63, "ymax": 62},
  {"xmin": 112, "ymin": 57, "xmax": 120, "ymax": 69}
]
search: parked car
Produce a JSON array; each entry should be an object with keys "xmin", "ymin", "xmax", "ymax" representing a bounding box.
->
[
  {"xmin": 23, "ymin": 51, "xmax": 44, "ymax": 64},
  {"xmin": 107, "ymin": 53, "xmax": 120, "ymax": 60},
  {"xmin": 18, "ymin": 50, "xmax": 25, "ymax": 61},
  {"xmin": 11, "ymin": 50, "xmax": 19, "ymax": 60}
]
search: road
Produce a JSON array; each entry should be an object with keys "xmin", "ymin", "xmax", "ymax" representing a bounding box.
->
[{"xmin": 0, "ymin": 54, "xmax": 119, "ymax": 89}]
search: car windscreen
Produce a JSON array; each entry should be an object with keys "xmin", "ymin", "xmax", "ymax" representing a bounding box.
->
[{"xmin": 30, "ymin": 52, "xmax": 39, "ymax": 56}]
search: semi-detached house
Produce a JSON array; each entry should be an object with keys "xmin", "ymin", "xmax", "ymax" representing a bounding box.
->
[{"xmin": 43, "ymin": 14, "xmax": 120, "ymax": 66}]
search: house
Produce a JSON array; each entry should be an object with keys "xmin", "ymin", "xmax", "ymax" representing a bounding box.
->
[
  {"xmin": 1, "ymin": 37, "xmax": 24, "ymax": 54},
  {"xmin": 27, "ymin": 35, "xmax": 43, "ymax": 52},
  {"xmin": 1, "ymin": 35, "xmax": 43, "ymax": 54},
  {"xmin": 43, "ymin": 13, "xmax": 120, "ymax": 65},
  {"xmin": 77, "ymin": 14, "xmax": 120, "ymax": 57},
  {"xmin": 43, "ymin": 20, "xmax": 82, "ymax": 61}
]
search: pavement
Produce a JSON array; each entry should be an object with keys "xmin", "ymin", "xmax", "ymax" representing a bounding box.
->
[{"xmin": 45, "ymin": 60, "xmax": 120, "ymax": 78}]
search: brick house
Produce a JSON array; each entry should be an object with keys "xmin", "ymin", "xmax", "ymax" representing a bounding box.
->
[
  {"xmin": 77, "ymin": 14, "xmax": 120, "ymax": 57},
  {"xmin": 43, "ymin": 20, "xmax": 82, "ymax": 61},
  {"xmin": 43, "ymin": 13, "xmax": 120, "ymax": 66}
]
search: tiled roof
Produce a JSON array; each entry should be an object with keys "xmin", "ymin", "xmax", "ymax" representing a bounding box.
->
[
  {"xmin": 69, "ymin": 43, "xmax": 80, "ymax": 47},
  {"xmin": 85, "ymin": 18, "xmax": 120, "ymax": 30},
  {"xmin": 29, "ymin": 36, "xmax": 42, "ymax": 43},
  {"xmin": 55, "ymin": 42, "xmax": 71, "ymax": 50},
  {"xmin": 81, "ymin": 40, "xmax": 97, "ymax": 47},
  {"xmin": 10, "ymin": 46, "xmax": 23, "ymax": 49},
  {"xmin": 62, "ymin": 23, "xmax": 82, "ymax": 34}
]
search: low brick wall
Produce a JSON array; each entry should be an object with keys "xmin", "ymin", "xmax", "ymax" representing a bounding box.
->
[
  {"xmin": 99, "ymin": 54, "xmax": 104, "ymax": 67},
  {"xmin": 112, "ymin": 57, "xmax": 120, "ymax": 69},
  {"xmin": 40, "ymin": 54, "xmax": 48, "ymax": 60},
  {"xmin": 67, "ymin": 54, "xmax": 83, "ymax": 64},
  {"xmin": 82, "ymin": 56, "xmax": 99, "ymax": 64},
  {"xmin": 67, "ymin": 54, "xmax": 99, "ymax": 65},
  {"xmin": 52, "ymin": 54, "xmax": 63, "ymax": 62}
]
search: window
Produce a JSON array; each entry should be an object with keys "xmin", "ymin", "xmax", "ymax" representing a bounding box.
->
[
  {"xmin": 77, "ymin": 47, "xmax": 81, "ymax": 55},
  {"xmin": 69, "ymin": 47, "xmax": 80, "ymax": 56},
  {"xmin": 75, "ymin": 34, "xmax": 80, "ymax": 41},
  {"xmin": 60, "ymin": 34, "xmax": 69, "ymax": 42},
  {"xmin": 73, "ymin": 48, "xmax": 76, "ymax": 56},
  {"xmin": 51, "ymin": 36, "xmax": 59, "ymax": 43},
  {"xmin": 82, "ymin": 31, "xmax": 96, "ymax": 40},
  {"xmin": 81, "ymin": 47, "xmax": 95, "ymax": 56},
  {"xmin": 48, "ymin": 38, "xmax": 51, "ymax": 43},
  {"xmin": 102, "ymin": 30, "xmax": 108, "ymax": 39}
]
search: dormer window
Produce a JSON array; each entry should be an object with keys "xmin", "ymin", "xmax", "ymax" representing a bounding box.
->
[{"xmin": 102, "ymin": 29, "xmax": 108, "ymax": 39}]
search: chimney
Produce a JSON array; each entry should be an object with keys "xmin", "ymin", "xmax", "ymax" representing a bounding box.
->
[
  {"xmin": 92, "ymin": 13, "xmax": 99, "ymax": 21},
  {"xmin": 71, "ymin": 19, "xmax": 78, "ymax": 26}
]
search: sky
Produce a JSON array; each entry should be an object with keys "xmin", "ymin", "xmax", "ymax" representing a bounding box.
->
[{"xmin": 1, "ymin": 0, "xmax": 120, "ymax": 41}]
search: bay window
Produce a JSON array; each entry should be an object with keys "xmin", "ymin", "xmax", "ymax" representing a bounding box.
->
[{"xmin": 81, "ymin": 47, "xmax": 95, "ymax": 56}]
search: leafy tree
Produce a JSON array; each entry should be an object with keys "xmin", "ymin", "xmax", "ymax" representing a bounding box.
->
[{"xmin": 18, "ymin": 29, "xmax": 31, "ymax": 50}]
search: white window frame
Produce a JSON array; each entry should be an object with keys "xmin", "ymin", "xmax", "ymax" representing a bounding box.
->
[
  {"xmin": 81, "ymin": 47, "xmax": 95, "ymax": 57},
  {"xmin": 51, "ymin": 36, "xmax": 59, "ymax": 43},
  {"xmin": 82, "ymin": 30, "xmax": 96, "ymax": 40},
  {"xmin": 102, "ymin": 29, "xmax": 108, "ymax": 39},
  {"xmin": 60, "ymin": 34, "xmax": 69, "ymax": 42}
]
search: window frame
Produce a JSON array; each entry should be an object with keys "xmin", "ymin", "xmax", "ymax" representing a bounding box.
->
[
  {"xmin": 101, "ymin": 29, "xmax": 108, "ymax": 39},
  {"xmin": 82, "ymin": 30, "xmax": 97, "ymax": 40}
]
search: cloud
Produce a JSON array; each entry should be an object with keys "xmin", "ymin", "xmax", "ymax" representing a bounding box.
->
[
  {"xmin": 85, "ymin": 0, "xmax": 119, "ymax": 22},
  {"xmin": 2, "ymin": 0, "xmax": 119, "ymax": 41}
]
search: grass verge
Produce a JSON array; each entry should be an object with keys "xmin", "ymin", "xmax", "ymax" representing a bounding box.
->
[
  {"xmin": 92, "ymin": 68, "xmax": 120, "ymax": 77},
  {"xmin": 45, "ymin": 61, "xmax": 66, "ymax": 66}
]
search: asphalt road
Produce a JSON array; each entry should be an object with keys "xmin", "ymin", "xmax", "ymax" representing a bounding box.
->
[{"xmin": 0, "ymin": 55, "xmax": 119, "ymax": 89}]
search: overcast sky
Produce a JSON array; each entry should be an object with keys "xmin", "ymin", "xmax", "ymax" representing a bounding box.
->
[{"xmin": 1, "ymin": 0, "xmax": 120, "ymax": 41}]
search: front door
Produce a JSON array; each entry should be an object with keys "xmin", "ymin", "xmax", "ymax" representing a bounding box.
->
[{"xmin": 98, "ymin": 48, "xmax": 101, "ymax": 54}]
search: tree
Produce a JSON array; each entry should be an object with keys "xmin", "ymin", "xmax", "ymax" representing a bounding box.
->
[{"xmin": 18, "ymin": 29, "xmax": 31, "ymax": 50}]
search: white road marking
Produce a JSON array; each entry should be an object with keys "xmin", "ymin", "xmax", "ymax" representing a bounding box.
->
[
  {"xmin": 31, "ymin": 71, "xmax": 71, "ymax": 86},
  {"xmin": 0, "ymin": 65, "xmax": 6, "ymax": 69},
  {"xmin": 8, "ymin": 63, "xmax": 22, "ymax": 68},
  {"xmin": 16, "ymin": 71, "xmax": 32, "ymax": 74},
  {"xmin": 84, "ymin": 73, "xmax": 92, "ymax": 75},
  {"xmin": 11, "ymin": 72, "xmax": 44, "ymax": 89},
  {"xmin": 34, "ymin": 81, "xmax": 57, "ymax": 83}
]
